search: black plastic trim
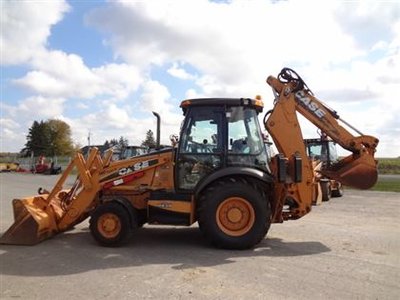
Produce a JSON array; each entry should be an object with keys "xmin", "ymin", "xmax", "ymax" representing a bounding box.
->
[
  {"xmin": 277, "ymin": 154, "xmax": 287, "ymax": 183},
  {"xmin": 150, "ymin": 191, "xmax": 191, "ymax": 201},
  {"xmin": 194, "ymin": 167, "xmax": 274, "ymax": 196},
  {"xmin": 148, "ymin": 206, "xmax": 191, "ymax": 225},
  {"xmin": 294, "ymin": 155, "xmax": 302, "ymax": 183}
]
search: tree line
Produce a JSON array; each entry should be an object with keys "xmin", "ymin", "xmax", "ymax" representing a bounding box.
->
[
  {"xmin": 22, "ymin": 119, "xmax": 157, "ymax": 156},
  {"xmin": 22, "ymin": 119, "xmax": 75, "ymax": 156},
  {"xmin": 104, "ymin": 130, "xmax": 156, "ymax": 149}
]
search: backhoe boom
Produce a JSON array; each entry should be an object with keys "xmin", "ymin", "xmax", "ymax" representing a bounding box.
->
[{"xmin": 266, "ymin": 68, "xmax": 378, "ymax": 193}]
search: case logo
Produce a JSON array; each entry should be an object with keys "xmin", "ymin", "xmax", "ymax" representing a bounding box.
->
[
  {"xmin": 295, "ymin": 90, "xmax": 326, "ymax": 119},
  {"xmin": 118, "ymin": 160, "xmax": 151, "ymax": 176}
]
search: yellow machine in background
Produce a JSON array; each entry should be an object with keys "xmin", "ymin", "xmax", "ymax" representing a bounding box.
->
[
  {"xmin": 1, "ymin": 68, "xmax": 379, "ymax": 249},
  {"xmin": 304, "ymin": 135, "xmax": 344, "ymax": 203},
  {"xmin": 0, "ymin": 162, "xmax": 20, "ymax": 172}
]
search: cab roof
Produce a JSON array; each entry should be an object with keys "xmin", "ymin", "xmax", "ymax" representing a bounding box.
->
[{"xmin": 180, "ymin": 98, "xmax": 264, "ymax": 113}]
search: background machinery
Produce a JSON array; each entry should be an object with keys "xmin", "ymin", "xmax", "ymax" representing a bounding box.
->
[
  {"xmin": 0, "ymin": 68, "xmax": 379, "ymax": 249},
  {"xmin": 304, "ymin": 134, "xmax": 344, "ymax": 202},
  {"xmin": 31, "ymin": 155, "xmax": 62, "ymax": 175}
]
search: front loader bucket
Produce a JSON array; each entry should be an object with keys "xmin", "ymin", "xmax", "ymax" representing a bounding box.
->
[
  {"xmin": 0, "ymin": 196, "xmax": 58, "ymax": 245},
  {"xmin": 322, "ymin": 153, "xmax": 378, "ymax": 190},
  {"xmin": 1, "ymin": 148, "xmax": 109, "ymax": 246}
]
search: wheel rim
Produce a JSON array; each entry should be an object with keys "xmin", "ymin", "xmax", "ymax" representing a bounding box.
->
[
  {"xmin": 97, "ymin": 213, "xmax": 121, "ymax": 239},
  {"xmin": 216, "ymin": 197, "xmax": 255, "ymax": 237}
]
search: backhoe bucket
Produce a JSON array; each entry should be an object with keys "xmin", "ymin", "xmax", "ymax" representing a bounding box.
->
[
  {"xmin": 0, "ymin": 195, "xmax": 59, "ymax": 245},
  {"xmin": 322, "ymin": 153, "xmax": 378, "ymax": 190}
]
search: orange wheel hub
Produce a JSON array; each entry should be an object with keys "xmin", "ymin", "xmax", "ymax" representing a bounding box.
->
[
  {"xmin": 97, "ymin": 213, "xmax": 121, "ymax": 239},
  {"xmin": 216, "ymin": 197, "xmax": 255, "ymax": 236}
]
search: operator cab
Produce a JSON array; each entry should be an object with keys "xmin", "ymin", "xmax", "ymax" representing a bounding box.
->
[
  {"xmin": 304, "ymin": 138, "xmax": 339, "ymax": 166},
  {"xmin": 177, "ymin": 98, "xmax": 268, "ymax": 190}
]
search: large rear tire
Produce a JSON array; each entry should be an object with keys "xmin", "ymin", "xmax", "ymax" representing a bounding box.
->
[
  {"xmin": 89, "ymin": 202, "xmax": 133, "ymax": 247},
  {"xmin": 197, "ymin": 178, "xmax": 271, "ymax": 249}
]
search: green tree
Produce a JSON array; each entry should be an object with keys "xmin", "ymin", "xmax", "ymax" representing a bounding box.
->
[
  {"xmin": 118, "ymin": 136, "xmax": 129, "ymax": 149},
  {"xmin": 103, "ymin": 140, "xmax": 111, "ymax": 149},
  {"xmin": 141, "ymin": 130, "xmax": 156, "ymax": 148},
  {"xmin": 47, "ymin": 119, "xmax": 74, "ymax": 155},
  {"xmin": 23, "ymin": 119, "xmax": 74, "ymax": 156},
  {"xmin": 109, "ymin": 138, "xmax": 118, "ymax": 147},
  {"xmin": 23, "ymin": 120, "xmax": 51, "ymax": 156},
  {"xmin": 104, "ymin": 136, "xmax": 128, "ymax": 150}
]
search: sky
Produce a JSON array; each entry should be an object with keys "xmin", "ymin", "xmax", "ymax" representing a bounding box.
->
[{"xmin": 1, "ymin": 0, "xmax": 399, "ymax": 157}]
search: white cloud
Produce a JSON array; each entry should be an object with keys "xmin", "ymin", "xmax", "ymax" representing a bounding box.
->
[
  {"xmin": 93, "ymin": 63, "xmax": 143, "ymax": 100},
  {"xmin": 140, "ymin": 80, "xmax": 171, "ymax": 111},
  {"xmin": 140, "ymin": 80, "xmax": 182, "ymax": 126},
  {"xmin": 3, "ymin": 96, "xmax": 65, "ymax": 119},
  {"xmin": 1, "ymin": 97, "xmax": 65, "ymax": 152},
  {"xmin": 2, "ymin": 0, "xmax": 399, "ymax": 157},
  {"xmin": 14, "ymin": 51, "xmax": 143, "ymax": 100},
  {"xmin": 1, "ymin": 0, "xmax": 70, "ymax": 65},
  {"xmin": 0, "ymin": 118, "xmax": 20, "ymax": 130},
  {"xmin": 14, "ymin": 70, "xmax": 70, "ymax": 97},
  {"xmin": 334, "ymin": 1, "xmax": 400, "ymax": 50},
  {"xmin": 0, "ymin": 128, "xmax": 21, "ymax": 152},
  {"xmin": 65, "ymin": 104, "xmax": 180, "ymax": 149},
  {"xmin": 1, "ymin": 1, "xmax": 146, "ymax": 152},
  {"xmin": 86, "ymin": 0, "xmax": 362, "ymax": 91},
  {"xmin": 167, "ymin": 63, "xmax": 196, "ymax": 80},
  {"xmin": 0, "ymin": 118, "xmax": 22, "ymax": 152},
  {"xmin": 76, "ymin": 102, "xmax": 89, "ymax": 110},
  {"xmin": 103, "ymin": 104, "xmax": 130, "ymax": 129}
]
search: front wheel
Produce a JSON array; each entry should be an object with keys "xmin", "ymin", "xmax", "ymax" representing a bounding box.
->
[
  {"xmin": 197, "ymin": 179, "xmax": 271, "ymax": 249},
  {"xmin": 89, "ymin": 202, "xmax": 133, "ymax": 247}
]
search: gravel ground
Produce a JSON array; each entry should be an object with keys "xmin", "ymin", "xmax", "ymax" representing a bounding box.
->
[{"xmin": 0, "ymin": 173, "xmax": 399, "ymax": 299}]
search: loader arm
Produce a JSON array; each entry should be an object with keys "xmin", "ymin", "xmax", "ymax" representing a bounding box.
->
[
  {"xmin": 265, "ymin": 68, "xmax": 379, "ymax": 220},
  {"xmin": 0, "ymin": 148, "xmax": 109, "ymax": 245},
  {"xmin": 1, "ymin": 146, "xmax": 173, "ymax": 245}
]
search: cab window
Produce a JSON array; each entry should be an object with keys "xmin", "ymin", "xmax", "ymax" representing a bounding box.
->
[
  {"xmin": 227, "ymin": 107, "xmax": 267, "ymax": 170},
  {"xmin": 177, "ymin": 108, "xmax": 222, "ymax": 190}
]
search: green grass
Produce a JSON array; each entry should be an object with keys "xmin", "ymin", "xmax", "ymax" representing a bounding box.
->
[
  {"xmin": 378, "ymin": 158, "xmax": 400, "ymax": 174},
  {"xmin": 370, "ymin": 177, "xmax": 400, "ymax": 192}
]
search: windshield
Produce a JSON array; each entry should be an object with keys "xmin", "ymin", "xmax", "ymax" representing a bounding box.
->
[{"xmin": 306, "ymin": 140, "xmax": 338, "ymax": 163}]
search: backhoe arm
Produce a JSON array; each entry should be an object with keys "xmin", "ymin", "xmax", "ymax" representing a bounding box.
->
[
  {"xmin": 266, "ymin": 75, "xmax": 378, "ymax": 154},
  {"xmin": 264, "ymin": 68, "xmax": 379, "ymax": 222},
  {"xmin": 264, "ymin": 77, "xmax": 315, "ymax": 220},
  {"xmin": 266, "ymin": 68, "xmax": 379, "ymax": 190}
]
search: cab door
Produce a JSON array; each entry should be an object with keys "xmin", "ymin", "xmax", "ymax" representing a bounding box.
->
[{"xmin": 176, "ymin": 107, "xmax": 224, "ymax": 190}]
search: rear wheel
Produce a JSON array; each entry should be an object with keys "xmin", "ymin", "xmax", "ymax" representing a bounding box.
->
[
  {"xmin": 197, "ymin": 178, "xmax": 271, "ymax": 249},
  {"xmin": 89, "ymin": 202, "xmax": 133, "ymax": 247}
]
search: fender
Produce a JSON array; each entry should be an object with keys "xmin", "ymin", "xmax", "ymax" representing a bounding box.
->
[
  {"xmin": 111, "ymin": 198, "xmax": 138, "ymax": 230},
  {"xmin": 194, "ymin": 167, "xmax": 274, "ymax": 197}
]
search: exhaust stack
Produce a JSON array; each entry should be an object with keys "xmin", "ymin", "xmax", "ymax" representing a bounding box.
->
[{"xmin": 152, "ymin": 111, "xmax": 161, "ymax": 149}]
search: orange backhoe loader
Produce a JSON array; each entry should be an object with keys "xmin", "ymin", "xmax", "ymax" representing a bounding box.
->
[
  {"xmin": 304, "ymin": 134, "xmax": 344, "ymax": 203},
  {"xmin": 0, "ymin": 68, "xmax": 379, "ymax": 249}
]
